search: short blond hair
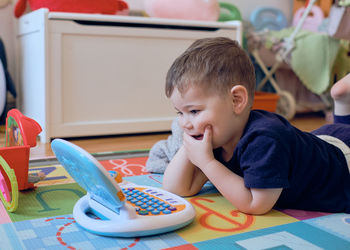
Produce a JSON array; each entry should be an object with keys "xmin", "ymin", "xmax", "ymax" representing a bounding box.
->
[{"xmin": 165, "ymin": 37, "xmax": 256, "ymax": 104}]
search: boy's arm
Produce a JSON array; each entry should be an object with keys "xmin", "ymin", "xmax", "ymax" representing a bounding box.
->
[
  {"xmin": 183, "ymin": 126, "xmax": 282, "ymax": 215},
  {"xmin": 162, "ymin": 145, "xmax": 208, "ymax": 196},
  {"xmin": 200, "ymin": 160, "xmax": 282, "ymax": 215}
]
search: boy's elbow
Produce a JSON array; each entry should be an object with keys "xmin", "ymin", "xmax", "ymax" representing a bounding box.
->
[
  {"xmin": 237, "ymin": 202, "xmax": 274, "ymax": 215},
  {"xmin": 241, "ymin": 206, "xmax": 271, "ymax": 215},
  {"xmin": 236, "ymin": 189, "xmax": 279, "ymax": 215}
]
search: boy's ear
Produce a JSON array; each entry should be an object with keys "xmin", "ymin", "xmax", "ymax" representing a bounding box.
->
[{"xmin": 230, "ymin": 85, "xmax": 249, "ymax": 114}]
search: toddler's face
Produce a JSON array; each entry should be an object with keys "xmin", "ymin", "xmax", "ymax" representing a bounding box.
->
[{"xmin": 170, "ymin": 85, "xmax": 239, "ymax": 149}]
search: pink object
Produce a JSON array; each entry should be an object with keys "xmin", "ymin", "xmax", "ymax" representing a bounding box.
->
[
  {"xmin": 292, "ymin": 5, "xmax": 324, "ymax": 32},
  {"xmin": 0, "ymin": 174, "xmax": 10, "ymax": 201},
  {"xmin": 0, "ymin": 202, "xmax": 11, "ymax": 224},
  {"xmin": 144, "ymin": 0, "xmax": 220, "ymax": 21},
  {"xmin": 280, "ymin": 209, "xmax": 330, "ymax": 220}
]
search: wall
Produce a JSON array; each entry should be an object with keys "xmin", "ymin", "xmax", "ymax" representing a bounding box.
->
[
  {"xmin": 0, "ymin": 1, "xmax": 16, "ymax": 85},
  {"xmin": 0, "ymin": 0, "xmax": 293, "ymax": 97}
]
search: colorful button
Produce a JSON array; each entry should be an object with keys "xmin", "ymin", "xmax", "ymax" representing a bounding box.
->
[
  {"xmin": 152, "ymin": 209, "xmax": 160, "ymax": 215},
  {"xmin": 163, "ymin": 210, "xmax": 172, "ymax": 214},
  {"xmin": 138, "ymin": 210, "xmax": 148, "ymax": 215}
]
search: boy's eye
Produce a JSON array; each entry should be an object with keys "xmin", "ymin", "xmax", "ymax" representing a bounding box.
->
[
  {"xmin": 190, "ymin": 110, "xmax": 199, "ymax": 115},
  {"xmin": 176, "ymin": 111, "xmax": 183, "ymax": 116}
]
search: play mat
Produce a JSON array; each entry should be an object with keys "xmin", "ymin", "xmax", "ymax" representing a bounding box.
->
[{"xmin": 1, "ymin": 154, "xmax": 350, "ymax": 249}]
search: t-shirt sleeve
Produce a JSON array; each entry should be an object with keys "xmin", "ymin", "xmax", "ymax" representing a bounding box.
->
[{"xmin": 239, "ymin": 135, "xmax": 291, "ymax": 189}]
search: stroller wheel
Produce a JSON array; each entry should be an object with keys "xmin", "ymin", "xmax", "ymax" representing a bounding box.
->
[{"xmin": 276, "ymin": 90, "xmax": 296, "ymax": 120}]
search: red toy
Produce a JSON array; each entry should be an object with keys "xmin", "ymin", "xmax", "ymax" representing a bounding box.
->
[
  {"xmin": 0, "ymin": 109, "xmax": 42, "ymax": 191},
  {"xmin": 14, "ymin": 0, "xmax": 129, "ymax": 18}
]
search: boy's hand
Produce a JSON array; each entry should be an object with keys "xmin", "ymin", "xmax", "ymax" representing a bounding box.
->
[{"xmin": 183, "ymin": 125, "xmax": 215, "ymax": 169}]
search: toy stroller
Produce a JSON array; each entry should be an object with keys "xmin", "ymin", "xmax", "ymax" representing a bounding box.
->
[{"xmin": 250, "ymin": 0, "xmax": 319, "ymax": 120}]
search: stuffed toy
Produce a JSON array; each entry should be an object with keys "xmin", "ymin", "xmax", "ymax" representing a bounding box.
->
[
  {"xmin": 146, "ymin": 118, "xmax": 182, "ymax": 173},
  {"xmin": 14, "ymin": 0, "xmax": 129, "ymax": 18},
  {"xmin": 144, "ymin": 0, "xmax": 220, "ymax": 21}
]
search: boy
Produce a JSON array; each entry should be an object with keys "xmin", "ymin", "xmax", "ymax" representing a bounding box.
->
[{"xmin": 162, "ymin": 37, "xmax": 350, "ymax": 215}]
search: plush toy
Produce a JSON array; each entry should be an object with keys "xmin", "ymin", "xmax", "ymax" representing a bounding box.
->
[
  {"xmin": 14, "ymin": 0, "xmax": 129, "ymax": 18},
  {"xmin": 292, "ymin": 5, "xmax": 324, "ymax": 32},
  {"xmin": 144, "ymin": 0, "xmax": 220, "ymax": 21}
]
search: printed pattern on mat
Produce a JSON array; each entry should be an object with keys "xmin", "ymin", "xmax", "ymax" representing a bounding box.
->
[
  {"xmin": 100, "ymin": 157, "xmax": 149, "ymax": 177},
  {"xmin": 305, "ymin": 213, "xmax": 350, "ymax": 242},
  {"xmin": 29, "ymin": 157, "xmax": 150, "ymax": 187},
  {"xmin": 0, "ymin": 202, "xmax": 11, "ymax": 225},
  {"xmin": 1, "ymin": 155, "xmax": 348, "ymax": 249},
  {"xmin": 177, "ymin": 193, "xmax": 298, "ymax": 243},
  {"xmin": 193, "ymin": 221, "xmax": 350, "ymax": 250},
  {"xmin": 29, "ymin": 165, "xmax": 75, "ymax": 187},
  {"xmin": 278, "ymin": 208, "xmax": 331, "ymax": 220},
  {"xmin": 8, "ymin": 183, "xmax": 85, "ymax": 222},
  {"xmin": 0, "ymin": 215, "xmax": 189, "ymax": 250},
  {"xmin": 123, "ymin": 175, "xmax": 217, "ymax": 196}
]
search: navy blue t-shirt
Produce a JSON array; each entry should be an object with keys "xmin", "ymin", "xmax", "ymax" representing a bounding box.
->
[{"xmin": 215, "ymin": 110, "xmax": 350, "ymax": 213}]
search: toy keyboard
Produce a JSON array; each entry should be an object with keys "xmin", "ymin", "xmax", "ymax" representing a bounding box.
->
[
  {"xmin": 123, "ymin": 186, "xmax": 187, "ymax": 216},
  {"xmin": 51, "ymin": 139, "xmax": 196, "ymax": 237}
]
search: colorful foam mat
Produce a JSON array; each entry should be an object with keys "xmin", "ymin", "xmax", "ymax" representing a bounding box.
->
[{"xmin": 1, "ymin": 155, "xmax": 350, "ymax": 249}]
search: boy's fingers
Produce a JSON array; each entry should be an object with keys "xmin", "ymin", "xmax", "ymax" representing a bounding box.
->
[
  {"xmin": 203, "ymin": 125, "xmax": 212, "ymax": 142},
  {"xmin": 183, "ymin": 132, "xmax": 194, "ymax": 143}
]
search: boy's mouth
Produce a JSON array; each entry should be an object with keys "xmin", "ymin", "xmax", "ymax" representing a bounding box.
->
[{"xmin": 192, "ymin": 134, "xmax": 203, "ymax": 140}]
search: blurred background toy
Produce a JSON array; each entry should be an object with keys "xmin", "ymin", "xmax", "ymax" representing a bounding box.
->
[
  {"xmin": 14, "ymin": 0, "xmax": 129, "ymax": 18},
  {"xmin": 0, "ymin": 57, "xmax": 5, "ymax": 123},
  {"xmin": 0, "ymin": 38, "xmax": 16, "ymax": 124},
  {"xmin": 292, "ymin": 3, "xmax": 324, "ymax": 32},
  {"xmin": 293, "ymin": 0, "xmax": 332, "ymax": 17},
  {"xmin": 218, "ymin": 2, "xmax": 242, "ymax": 22},
  {"xmin": 0, "ymin": 109, "xmax": 43, "ymax": 212},
  {"xmin": 0, "ymin": 155, "xmax": 18, "ymax": 212},
  {"xmin": 143, "ymin": 0, "xmax": 220, "ymax": 21},
  {"xmin": 250, "ymin": 7, "xmax": 288, "ymax": 31},
  {"xmin": 327, "ymin": 0, "xmax": 350, "ymax": 40}
]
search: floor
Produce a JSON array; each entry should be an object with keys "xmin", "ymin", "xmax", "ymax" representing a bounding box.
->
[{"xmin": 0, "ymin": 113, "xmax": 329, "ymax": 160}]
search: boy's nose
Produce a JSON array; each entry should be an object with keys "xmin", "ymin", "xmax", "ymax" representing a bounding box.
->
[{"xmin": 180, "ymin": 117, "xmax": 193, "ymax": 130}]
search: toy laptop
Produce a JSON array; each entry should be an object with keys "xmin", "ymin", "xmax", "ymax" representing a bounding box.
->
[{"xmin": 51, "ymin": 139, "xmax": 196, "ymax": 237}]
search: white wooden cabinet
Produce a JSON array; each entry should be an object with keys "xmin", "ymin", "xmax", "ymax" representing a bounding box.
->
[{"xmin": 17, "ymin": 8, "xmax": 242, "ymax": 142}]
